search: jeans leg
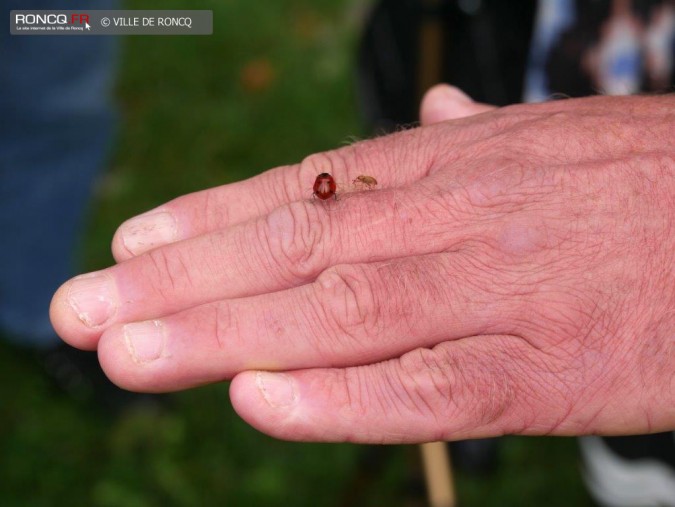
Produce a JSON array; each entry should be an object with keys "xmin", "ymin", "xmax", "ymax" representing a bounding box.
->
[{"xmin": 0, "ymin": 0, "xmax": 118, "ymax": 348}]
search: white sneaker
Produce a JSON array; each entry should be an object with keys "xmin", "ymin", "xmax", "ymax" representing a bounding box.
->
[{"xmin": 579, "ymin": 433, "xmax": 675, "ymax": 507}]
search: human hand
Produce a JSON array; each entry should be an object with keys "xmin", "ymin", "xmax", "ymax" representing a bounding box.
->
[{"xmin": 50, "ymin": 89, "xmax": 674, "ymax": 443}]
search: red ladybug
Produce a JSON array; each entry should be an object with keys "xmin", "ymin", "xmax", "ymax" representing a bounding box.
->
[{"xmin": 312, "ymin": 172, "xmax": 337, "ymax": 201}]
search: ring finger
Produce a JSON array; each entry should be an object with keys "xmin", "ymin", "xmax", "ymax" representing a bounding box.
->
[{"xmin": 96, "ymin": 252, "xmax": 521, "ymax": 392}]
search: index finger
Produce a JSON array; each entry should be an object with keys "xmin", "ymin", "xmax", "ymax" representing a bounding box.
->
[{"xmin": 111, "ymin": 108, "xmax": 517, "ymax": 261}]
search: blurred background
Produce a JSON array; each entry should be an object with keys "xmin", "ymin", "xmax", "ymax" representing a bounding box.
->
[{"xmin": 0, "ymin": 0, "xmax": 603, "ymax": 505}]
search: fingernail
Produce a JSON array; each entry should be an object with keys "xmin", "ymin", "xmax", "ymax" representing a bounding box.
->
[
  {"xmin": 256, "ymin": 372, "xmax": 297, "ymax": 408},
  {"xmin": 124, "ymin": 320, "xmax": 165, "ymax": 363},
  {"xmin": 120, "ymin": 211, "xmax": 177, "ymax": 256},
  {"xmin": 67, "ymin": 273, "xmax": 117, "ymax": 327}
]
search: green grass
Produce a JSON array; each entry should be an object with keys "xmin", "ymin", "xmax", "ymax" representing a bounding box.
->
[{"xmin": 1, "ymin": 0, "xmax": 594, "ymax": 505}]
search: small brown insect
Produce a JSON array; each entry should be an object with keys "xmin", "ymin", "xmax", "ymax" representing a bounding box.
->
[{"xmin": 352, "ymin": 175, "xmax": 378, "ymax": 190}]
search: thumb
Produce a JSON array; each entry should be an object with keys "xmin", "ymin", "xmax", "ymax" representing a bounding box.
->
[{"xmin": 420, "ymin": 84, "xmax": 496, "ymax": 125}]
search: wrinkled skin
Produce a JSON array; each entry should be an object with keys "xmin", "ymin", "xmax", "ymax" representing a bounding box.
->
[{"xmin": 51, "ymin": 87, "xmax": 675, "ymax": 443}]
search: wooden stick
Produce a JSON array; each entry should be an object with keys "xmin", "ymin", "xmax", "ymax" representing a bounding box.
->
[
  {"xmin": 417, "ymin": 0, "xmax": 444, "ymax": 103},
  {"xmin": 420, "ymin": 442, "xmax": 456, "ymax": 507},
  {"xmin": 419, "ymin": 3, "xmax": 453, "ymax": 505}
]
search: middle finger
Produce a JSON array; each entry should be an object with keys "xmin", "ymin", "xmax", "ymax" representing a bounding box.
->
[{"xmin": 51, "ymin": 182, "xmax": 484, "ymax": 350}]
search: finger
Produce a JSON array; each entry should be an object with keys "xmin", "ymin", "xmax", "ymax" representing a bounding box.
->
[
  {"xmin": 110, "ymin": 104, "xmax": 525, "ymax": 261},
  {"xmin": 230, "ymin": 331, "xmax": 668, "ymax": 442},
  {"xmin": 110, "ymin": 127, "xmax": 433, "ymax": 262},
  {"xmin": 95, "ymin": 253, "xmax": 519, "ymax": 392},
  {"xmin": 420, "ymin": 84, "xmax": 496, "ymax": 126},
  {"xmin": 228, "ymin": 336, "xmax": 566, "ymax": 443}
]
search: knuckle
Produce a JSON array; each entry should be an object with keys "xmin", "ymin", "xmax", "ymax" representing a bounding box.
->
[
  {"xmin": 466, "ymin": 359, "xmax": 515, "ymax": 428},
  {"xmin": 343, "ymin": 362, "xmax": 428, "ymax": 424},
  {"xmin": 299, "ymin": 151, "xmax": 348, "ymax": 186},
  {"xmin": 313, "ymin": 265, "xmax": 382, "ymax": 347},
  {"xmin": 312, "ymin": 259, "xmax": 444, "ymax": 350},
  {"xmin": 263, "ymin": 201, "xmax": 328, "ymax": 283},
  {"xmin": 397, "ymin": 344, "xmax": 516, "ymax": 429},
  {"xmin": 396, "ymin": 348, "xmax": 458, "ymax": 418}
]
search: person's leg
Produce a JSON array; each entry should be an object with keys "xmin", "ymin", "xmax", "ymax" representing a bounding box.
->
[{"xmin": 0, "ymin": 1, "xmax": 118, "ymax": 348}]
